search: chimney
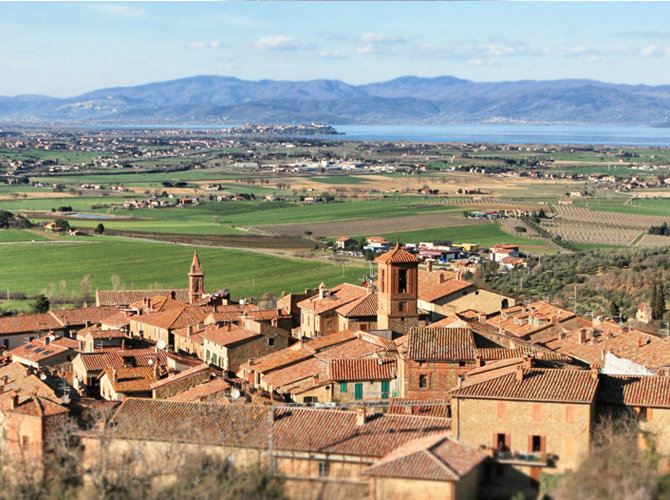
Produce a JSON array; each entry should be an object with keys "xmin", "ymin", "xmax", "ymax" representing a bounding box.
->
[
  {"xmin": 121, "ymin": 338, "xmax": 126, "ymax": 350},
  {"xmin": 85, "ymin": 320, "xmax": 90, "ymax": 328},
  {"xmin": 112, "ymin": 369, "xmax": 118, "ymax": 383},
  {"xmin": 657, "ymin": 369, "xmax": 666, "ymax": 377},
  {"xmin": 558, "ymin": 331, "xmax": 565, "ymax": 340},
  {"xmin": 439, "ymin": 273, "xmax": 446, "ymax": 284},
  {"xmin": 10, "ymin": 394, "xmax": 19, "ymax": 410},
  {"xmin": 355, "ymin": 407, "xmax": 367, "ymax": 426},
  {"xmin": 318, "ymin": 282, "xmax": 328, "ymax": 300},
  {"xmin": 426, "ymin": 259, "xmax": 433, "ymax": 273},
  {"xmin": 154, "ymin": 363, "xmax": 160, "ymax": 379},
  {"xmin": 170, "ymin": 290, "xmax": 176, "ymax": 300},
  {"xmin": 187, "ymin": 325, "xmax": 192, "ymax": 336},
  {"xmin": 457, "ymin": 375, "xmax": 463, "ymax": 388},
  {"xmin": 515, "ymin": 365, "xmax": 524, "ymax": 382},
  {"xmin": 478, "ymin": 312, "xmax": 487, "ymax": 323},
  {"xmin": 523, "ymin": 356, "xmax": 532, "ymax": 369},
  {"xmin": 44, "ymin": 336, "xmax": 50, "ymax": 346},
  {"xmin": 591, "ymin": 366, "xmax": 600, "ymax": 380},
  {"xmin": 578, "ymin": 329, "xmax": 587, "ymax": 345},
  {"xmin": 227, "ymin": 323, "xmax": 233, "ymax": 332},
  {"xmin": 475, "ymin": 352, "xmax": 483, "ymax": 367}
]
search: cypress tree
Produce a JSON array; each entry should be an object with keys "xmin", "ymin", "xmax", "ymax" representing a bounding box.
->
[
  {"xmin": 650, "ymin": 283, "xmax": 658, "ymax": 319},
  {"xmin": 654, "ymin": 281, "xmax": 666, "ymax": 321}
]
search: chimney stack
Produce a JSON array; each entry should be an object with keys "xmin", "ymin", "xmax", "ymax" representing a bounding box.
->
[
  {"xmin": 515, "ymin": 365, "xmax": 524, "ymax": 382},
  {"xmin": 578, "ymin": 329, "xmax": 587, "ymax": 345},
  {"xmin": 590, "ymin": 366, "xmax": 600, "ymax": 380},
  {"xmin": 355, "ymin": 407, "xmax": 367, "ymax": 426},
  {"xmin": 426, "ymin": 259, "xmax": 433, "ymax": 273},
  {"xmin": 112, "ymin": 369, "xmax": 118, "ymax": 383},
  {"xmin": 10, "ymin": 394, "xmax": 19, "ymax": 410}
]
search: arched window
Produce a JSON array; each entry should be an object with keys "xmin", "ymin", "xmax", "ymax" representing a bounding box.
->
[{"xmin": 501, "ymin": 299, "xmax": 509, "ymax": 309}]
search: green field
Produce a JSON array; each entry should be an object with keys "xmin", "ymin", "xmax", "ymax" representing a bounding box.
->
[
  {"xmin": 575, "ymin": 196, "xmax": 670, "ymax": 216},
  {"xmin": 308, "ymin": 175, "xmax": 371, "ymax": 185},
  {"xmin": 373, "ymin": 222, "xmax": 547, "ymax": 250},
  {"xmin": 0, "ymin": 237, "xmax": 367, "ymax": 299},
  {"xmin": 0, "ymin": 229, "xmax": 50, "ymax": 242}
]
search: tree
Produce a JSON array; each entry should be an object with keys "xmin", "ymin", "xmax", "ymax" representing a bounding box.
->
[
  {"xmin": 31, "ymin": 294, "xmax": 49, "ymax": 313},
  {"xmin": 95, "ymin": 223, "xmax": 105, "ymax": 234},
  {"xmin": 653, "ymin": 281, "xmax": 666, "ymax": 321}
]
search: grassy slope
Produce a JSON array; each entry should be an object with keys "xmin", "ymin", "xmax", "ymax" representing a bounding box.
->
[
  {"xmin": 0, "ymin": 229, "xmax": 50, "ymax": 242},
  {"xmin": 0, "ymin": 236, "xmax": 366, "ymax": 299}
]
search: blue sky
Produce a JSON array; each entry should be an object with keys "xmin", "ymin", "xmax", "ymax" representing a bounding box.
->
[{"xmin": 2, "ymin": 2, "xmax": 670, "ymax": 97}]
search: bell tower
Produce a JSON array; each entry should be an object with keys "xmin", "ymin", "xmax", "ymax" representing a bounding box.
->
[
  {"xmin": 188, "ymin": 251, "xmax": 204, "ymax": 304},
  {"xmin": 375, "ymin": 243, "xmax": 420, "ymax": 334}
]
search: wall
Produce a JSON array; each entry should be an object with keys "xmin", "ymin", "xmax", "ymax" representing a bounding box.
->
[
  {"xmin": 333, "ymin": 379, "xmax": 398, "ymax": 402},
  {"xmin": 205, "ymin": 334, "xmax": 290, "ymax": 375},
  {"xmin": 453, "ymin": 397, "xmax": 593, "ymax": 473},
  {"xmin": 424, "ymin": 287, "xmax": 515, "ymax": 318},
  {"xmin": 152, "ymin": 369, "xmax": 210, "ymax": 399},
  {"xmin": 404, "ymin": 359, "xmax": 474, "ymax": 400},
  {"xmin": 370, "ymin": 476, "xmax": 455, "ymax": 500}
]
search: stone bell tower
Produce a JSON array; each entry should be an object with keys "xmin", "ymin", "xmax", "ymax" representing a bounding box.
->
[
  {"xmin": 375, "ymin": 243, "xmax": 420, "ymax": 335},
  {"xmin": 188, "ymin": 251, "xmax": 204, "ymax": 304}
]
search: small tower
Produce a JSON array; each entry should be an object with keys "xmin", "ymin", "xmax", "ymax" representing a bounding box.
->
[
  {"xmin": 188, "ymin": 251, "xmax": 204, "ymax": 304},
  {"xmin": 375, "ymin": 243, "xmax": 420, "ymax": 334}
]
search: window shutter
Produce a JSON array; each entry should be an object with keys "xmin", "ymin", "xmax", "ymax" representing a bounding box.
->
[
  {"xmin": 528, "ymin": 435, "xmax": 533, "ymax": 452},
  {"xmin": 505, "ymin": 434, "xmax": 511, "ymax": 450},
  {"xmin": 540, "ymin": 436, "xmax": 546, "ymax": 454}
]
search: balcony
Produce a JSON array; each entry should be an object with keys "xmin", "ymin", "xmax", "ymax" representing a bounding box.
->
[{"xmin": 482, "ymin": 447, "xmax": 550, "ymax": 467}]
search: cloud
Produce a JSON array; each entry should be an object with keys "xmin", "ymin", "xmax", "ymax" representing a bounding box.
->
[
  {"xmin": 86, "ymin": 3, "xmax": 146, "ymax": 19},
  {"xmin": 640, "ymin": 45, "xmax": 670, "ymax": 57},
  {"xmin": 254, "ymin": 35, "xmax": 303, "ymax": 51},
  {"xmin": 355, "ymin": 32, "xmax": 411, "ymax": 55},
  {"xmin": 187, "ymin": 41, "xmax": 222, "ymax": 50}
]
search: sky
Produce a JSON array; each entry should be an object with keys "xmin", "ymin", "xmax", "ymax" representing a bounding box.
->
[{"xmin": 2, "ymin": 2, "xmax": 670, "ymax": 97}]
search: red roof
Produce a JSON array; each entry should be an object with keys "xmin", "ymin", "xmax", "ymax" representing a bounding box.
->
[
  {"xmin": 408, "ymin": 328, "xmax": 476, "ymax": 361},
  {"xmin": 329, "ymin": 358, "xmax": 396, "ymax": 381},
  {"xmin": 598, "ymin": 375, "xmax": 670, "ymax": 408},
  {"xmin": 375, "ymin": 245, "xmax": 420, "ymax": 264}
]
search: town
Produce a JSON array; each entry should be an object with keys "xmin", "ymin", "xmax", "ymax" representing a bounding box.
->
[{"xmin": 1, "ymin": 244, "xmax": 669, "ymax": 499}]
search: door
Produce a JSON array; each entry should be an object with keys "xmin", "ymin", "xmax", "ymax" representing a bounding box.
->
[
  {"xmin": 381, "ymin": 380, "xmax": 390, "ymax": 399},
  {"xmin": 354, "ymin": 383, "xmax": 363, "ymax": 400}
]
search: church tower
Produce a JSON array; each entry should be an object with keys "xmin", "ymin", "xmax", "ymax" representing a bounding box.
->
[
  {"xmin": 188, "ymin": 251, "xmax": 204, "ymax": 304},
  {"xmin": 375, "ymin": 243, "xmax": 420, "ymax": 335}
]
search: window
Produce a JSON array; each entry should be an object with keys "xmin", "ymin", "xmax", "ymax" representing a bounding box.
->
[
  {"xmin": 381, "ymin": 269, "xmax": 385, "ymax": 290},
  {"xmin": 398, "ymin": 301, "xmax": 404, "ymax": 312},
  {"xmin": 304, "ymin": 396, "xmax": 318, "ymax": 403},
  {"xmin": 2, "ymin": 340, "xmax": 8, "ymax": 349},
  {"xmin": 354, "ymin": 383, "xmax": 363, "ymax": 400},
  {"xmin": 501, "ymin": 299, "xmax": 509, "ymax": 309},
  {"xmin": 318, "ymin": 461, "xmax": 329, "ymax": 477},
  {"xmin": 268, "ymin": 338, "xmax": 274, "ymax": 346},
  {"xmin": 21, "ymin": 436, "xmax": 29, "ymax": 447},
  {"xmin": 495, "ymin": 433, "xmax": 510, "ymax": 452},
  {"xmin": 398, "ymin": 269, "xmax": 407, "ymax": 293},
  {"xmin": 531, "ymin": 435, "xmax": 542, "ymax": 453},
  {"xmin": 340, "ymin": 382, "xmax": 348, "ymax": 393},
  {"xmin": 565, "ymin": 405, "xmax": 575, "ymax": 423},
  {"xmin": 418, "ymin": 374, "xmax": 427, "ymax": 389}
]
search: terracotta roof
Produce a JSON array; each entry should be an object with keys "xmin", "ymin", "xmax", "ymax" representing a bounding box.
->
[
  {"xmin": 150, "ymin": 363, "xmax": 210, "ymax": 390},
  {"xmin": 130, "ymin": 306, "xmax": 208, "ymax": 331},
  {"xmin": 297, "ymin": 283, "xmax": 367, "ymax": 314},
  {"xmin": 245, "ymin": 346, "xmax": 313, "ymax": 374},
  {"xmin": 262, "ymin": 357, "xmax": 327, "ymax": 388},
  {"xmin": 0, "ymin": 313, "xmax": 62, "ymax": 335},
  {"xmin": 598, "ymin": 375, "xmax": 670, "ymax": 408},
  {"xmin": 96, "ymin": 289, "xmax": 189, "ymax": 307},
  {"xmin": 80, "ymin": 326, "xmax": 126, "ymax": 340},
  {"xmin": 129, "ymin": 295, "xmax": 187, "ymax": 312},
  {"xmin": 336, "ymin": 292, "xmax": 378, "ymax": 318},
  {"xmin": 302, "ymin": 330, "xmax": 357, "ymax": 353},
  {"xmin": 102, "ymin": 399, "xmax": 451, "ymax": 458},
  {"xmin": 49, "ymin": 307, "xmax": 119, "ymax": 327},
  {"xmin": 314, "ymin": 337, "xmax": 386, "ymax": 361},
  {"xmin": 168, "ymin": 378, "xmax": 231, "ymax": 402},
  {"xmin": 329, "ymin": 358, "xmax": 396, "ymax": 381},
  {"xmin": 450, "ymin": 367, "xmax": 599, "ymax": 403},
  {"xmin": 6, "ymin": 395, "xmax": 69, "ymax": 417},
  {"xmin": 200, "ymin": 325, "xmax": 262, "ymax": 347},
  {"xmin": 407, "ymin": 328, "xmax": 476, "ymax": 361},
  {"xmin": 0, "ymin": 363, "xmax": 56, "ymax": 403},
  {"xmin": 99, "ymin": 310, "xmax": 131, "ymax": 329},
  {"xmin": 102, "ymin": 366, "xmax": 156, "ymax": 394},
  {"xmin": 77, "ymin": 349, "xmax": 167, "ymax": 373},
  {"xmin": 418, "ymin": 274, "xmax": 473, "ymax": 303},
  {"xmin": 375, "ymin": 245, "xmax": 420, "ymax": 264},
  {"xmin": 363, "ymin": 434, "xmax": 486, "ymax": 481},
  {"xmin": 9, "ymin": 337, "xmax": 73, "ymax": 364}
]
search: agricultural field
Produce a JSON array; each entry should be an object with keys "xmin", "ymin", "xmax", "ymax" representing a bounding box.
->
[
  {"xmin": 0, "ymin": 229, "xmax": 50, "ymax": 242},
  {"xmin": 541, "ymin": 220, "xmax": 640, "ymax": 246},
  {"xmin": 0, "ymin": 236, "xmax": 367, "ymax": 300},
  {"xmin": 555, "ymin": 205, "xmax": 670, "ymax": 229},
  {"xmin": 636, "ymin": 234, "xmax": 670, "ymax": 247}
]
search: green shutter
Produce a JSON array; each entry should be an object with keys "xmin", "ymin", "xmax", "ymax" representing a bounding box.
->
[
  {"xmin": 340, "ymin": 382, "xmax": 348, "ymax": 393},
  {"xmin": 381, "ymin": 380, "xmax": 390, "ymax": 399},
  {"xmin": 354, "ymin": 383, "xmax": 363, "ymax": 400}
]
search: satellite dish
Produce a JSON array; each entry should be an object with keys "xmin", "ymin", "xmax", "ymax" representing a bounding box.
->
[
  {"xmin": 40, "ymin": 374, "xmax": 47, "ymax": 381},
  {"xmin": 148, "ymin": 359, "xmax": 154, "ymax": 366},
  {"xmin": 156, "ymin": 340, "xmax": 167, "ymax": 350},
  {"xmin": 49, "ymin": 335, "xmax": 56, "ymax": 341},
  {"xmin": 239, "ymin": 299, "xmax": 245, "ymax": 305},
  {"xmin": 230, "ymin": 389, "xmax": 241, "ymax": 400}
]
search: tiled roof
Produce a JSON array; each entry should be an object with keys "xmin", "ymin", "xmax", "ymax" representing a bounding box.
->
[
  {"xmin": 297, "ymin": 283, "xmax": 367, "ymax": 314},
  {"xmin": 329, "ymin": 358, "xmax": 396, "ymax": 381},
  {"xmin": 407, "ymin": 328, "xmax": 476, "ymax": 361},
  {"xmin": 540, "ymin": 327, "xmax": 670, "ymax": 371},
  {"xmin": 0, "ymin": 313, "xmax": 62, "ymax": 335},
  {"xmin": 130, "ymin": 306, "xmax": 208, "ymax": 331},
  {"xmin": 477, "ymin": 347, "xmax": 570, "ymax": 361},
  {"xmin": 598, "ymin": 375, "xmax": 670, "ymax": 408},
  {"xmin": 129, "ymin": 295, "xmax": 187, "ymax": 312},
  {"xmin": 168, "ymin": 378, "xmax": 231, "ymax": 402},
  {"xmin": 418, "ymin": 276, "xmax": 472, "ymax": 303},
  {"xmin": 103, "ymin": 366, "xmax": 156, "ymax": 393},
  {"xmin": 302, "ymin": 330, "xmax": 357, "ymax": 353},
  {"xmin": 386, "ymin": 398, "xmax": 450, "ymax": 418},
  {"xmin": 77, "ymin": 349, "xmax": 167, "ymax": 373},
  {"xmin": 363, "ymin": 434, "xmax": 486, "ymax": 481},
  {"xmin": 450, "ymin": 367, "xmax": 599, "ymax": 403},
  {"xmin": 96, "ymin": 289, "xmax": 189, "ymax": 307},
  {"xmin": 314, "ymin": 338, "xmax": 386, "ymax": 361},
  {"xmin": 375, "ymin": 245, "xmax": 420, "ymax": 264},
  {"xmin": 99, "ymin": 310, "xmax": 131, "ymax": 329},
  {"xmin": 150, "ymin": 363, "xmax": 210, "ymax": 390},
  {"xmin": 200, "ymin": 325, "xmax": 262, "ymax": 347},
  {"xmin": 9, "ymin": 337, "xmax": 72, "ymax": 363},
  {"xmin": 336, "ymin": 292, "xmax": 378, "ymax": 318},
  {"xmin": 80, "ymin": 326, "xmax": 126, "ymax": 340},
  {"xmin": 245, "ymin": 346, "xmax": 313, "ymax": 374},
  {"xmin": 7, "ymin": 395, "xmax": 69, "ymax": 417},
  {"xmin": 49, "ymin": 307, "xmax": 119, "ymax": 327},
  {"xmin": 0, "ymin": 363, "xmax": 56, "ymax": 403},
  {"xmin": 262, "ymin": 357, "xmax": 327, "ymax": 388},
  {"xmin": 103, "ymin": 399, "xmax": 451, "ymax": 458}
]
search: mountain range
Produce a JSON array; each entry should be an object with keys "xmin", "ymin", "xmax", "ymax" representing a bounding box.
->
[{"xmin": 1, "ymin": 75, "xmax": 670, "ymax": 126}]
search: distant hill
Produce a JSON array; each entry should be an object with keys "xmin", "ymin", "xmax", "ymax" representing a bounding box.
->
[{"xmin": 1, "ymin": 75, "xmax": 670, "ymax": 126}]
